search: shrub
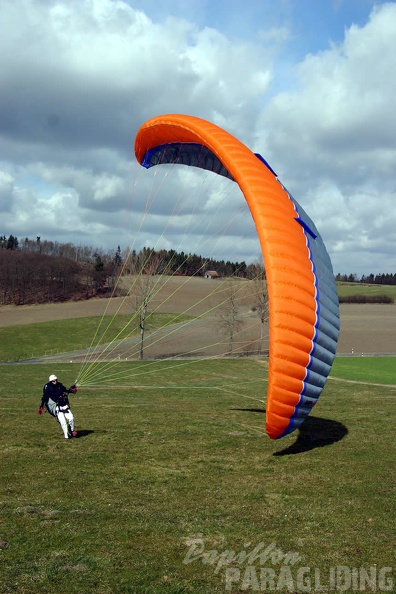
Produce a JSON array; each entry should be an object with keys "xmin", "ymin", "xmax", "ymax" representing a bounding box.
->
[{"xmin": 339, "ymin": 294, "xmax": 394, "ymax": 304}]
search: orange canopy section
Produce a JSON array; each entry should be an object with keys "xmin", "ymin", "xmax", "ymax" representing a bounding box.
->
[{"xmin": 135, "ymin": 114, "xmax": 339, "ymax": 439}]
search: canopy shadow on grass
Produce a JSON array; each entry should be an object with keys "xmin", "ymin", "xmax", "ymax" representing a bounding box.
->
[{"xmin": 231, "ymin": 408, "xmax": 348, "ymax": 455}]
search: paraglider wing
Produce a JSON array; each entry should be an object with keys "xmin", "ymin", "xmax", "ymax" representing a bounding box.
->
[{"xmin": 134, "ymin": 114, "xmax": 340, "ymax": 439}]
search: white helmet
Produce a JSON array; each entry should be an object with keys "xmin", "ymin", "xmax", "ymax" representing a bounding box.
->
[{"xmin": 49, "ymin": 374, "xmax": 57, "ymax": 381}]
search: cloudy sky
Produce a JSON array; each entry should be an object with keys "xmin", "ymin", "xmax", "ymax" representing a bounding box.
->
[{"xmin": 1, "ymin": 0, "xmax": 395, "ymax": 276}]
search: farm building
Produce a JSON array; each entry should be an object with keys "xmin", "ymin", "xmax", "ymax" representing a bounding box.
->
[{"xmin": 204, "ymin": 270, "xmax": 220, "ymax": 279}]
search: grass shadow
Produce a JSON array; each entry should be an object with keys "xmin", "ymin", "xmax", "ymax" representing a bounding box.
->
[
  {"xmin": 74, "ymin": 429, "xmax": 99, "ymax": 439},
  {"xmin": 231, "ymin": 408, "xmax": 348, "ymax": 455}
]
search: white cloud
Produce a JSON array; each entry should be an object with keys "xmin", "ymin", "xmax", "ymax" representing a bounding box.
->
[
  {"xmin": 0, "ymin": 0, "xmax": 395, "ymax": 275},
  {"xmin": 256, "ymin": 2, "xmax": 396, "ymax": 273}
]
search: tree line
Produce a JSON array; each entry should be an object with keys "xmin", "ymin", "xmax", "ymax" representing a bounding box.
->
[
  {"xmin": 3, "ymin": 235, "xmax": 394, "ymax": 282},
  {"xmin": 335, "ymin": 272, "xmax": 396, "ymax": 285},
  {"xmin": 0, "ymin": 234, "xmax": 122, "ymax": 305},
  {"xmin": 1, "ymin": 232, "xmax": 395, "ymax": 306},
  {"xmin": 0, "ymin": 251, "xmax": 109, "ymax": 305},
  {"xmin": 0, "ymin": 233, "xmax": 264, "ymax": 306},
  {"xmin": 1, "ymin": 233, "xmax": 254, "ymax": 277}
]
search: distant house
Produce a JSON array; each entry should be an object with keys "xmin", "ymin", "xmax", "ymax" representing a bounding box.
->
[{"xmin": 204, "ymin": 270, "xmax": 220, "ymax": 279}]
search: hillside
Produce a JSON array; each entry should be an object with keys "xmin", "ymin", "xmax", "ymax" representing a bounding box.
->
[{"xmin": 1, "ymin": 276, "xmax": 395, "ymax": 355}]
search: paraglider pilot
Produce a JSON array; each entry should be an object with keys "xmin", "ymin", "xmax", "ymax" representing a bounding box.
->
[{"xmin": 38, "ymin": 374, "xmax": 78, "ymax": 440}]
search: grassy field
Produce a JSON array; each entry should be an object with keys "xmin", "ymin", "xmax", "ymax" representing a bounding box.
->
[
  {"xmin": 331, "ymin": 357, "xmax": 396, "ymax": 385},
  {"xmin": 336, "ymin": 282, "xmax": 396, "ymax": 300},
  {"xmin": 0, "ymin": 313, "xmax": 192, "ymax": 363},
  {"xmin": 0, "ymin": 353, "xmax": 395, "ymax": 593}
]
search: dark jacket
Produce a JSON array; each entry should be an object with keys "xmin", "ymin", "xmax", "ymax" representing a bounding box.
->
[{"xmin": 40, "ymin": 381, "xmax": 72, "ymax": 409}]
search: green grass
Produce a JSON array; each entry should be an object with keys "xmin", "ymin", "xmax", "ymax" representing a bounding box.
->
[
  {"xmin": 0, "ymin": 313, "xmax": 192, "ymax": 362},
  {"xmin": 336, "ymin": 281, "xmax": 396, "ymax": 300},
  {"xmin": 332, "ymin": 356, "xmax": 396, "ymax": 384},
  {"xmin": 0, "ymin": 357, "xmax": 395, "ymax": 593}
]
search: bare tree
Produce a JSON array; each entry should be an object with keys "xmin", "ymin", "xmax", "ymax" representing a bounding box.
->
[
  {"xmin": 250, "ymin": 267, "xmax": 268, "ymax": 354},
  {"xmin": 132, "ymin": 257, "xmax": 166, "ymax": 359},
  {"xmin": 135, "ymin": 275, "xmax": 154, "ymax": 359},
  {"xmin": 218, "ymin": 280, "xmax": 243, "ymax": 354}
]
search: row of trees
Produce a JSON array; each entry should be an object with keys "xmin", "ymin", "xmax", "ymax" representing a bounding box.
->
[
  {"xmin": 1, "ymin": 232, "xmax": 395, "ymax": 308},
  {"xmin": 0, "ymin": 233, "xmax": 260, "ymax": 283},
  {"xmin": 0, "ymin": 233, "xmax": 261, "ymax": 306},
  {"xmin": 0, "ymin": 251, "xmax": 110, "ymax": 306},
  {"xmin": 2, "ymin": 234, "xmax": 395, "ymax": 282},
  {"xmin": 335, "ymin": 272, "xmax": 396, "ymax": 285},
  {"xmin": 120, "ymin": 247, "xmax": 255, "ymax": 278},
  {"xmin": 1, "ymin": 234, "xmax": 107, "ymax": 263}
]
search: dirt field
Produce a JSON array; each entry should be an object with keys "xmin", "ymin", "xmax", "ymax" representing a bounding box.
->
[{"xmin": 0, "ymin": 276, "xmax": 395, "ymax": 355}]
